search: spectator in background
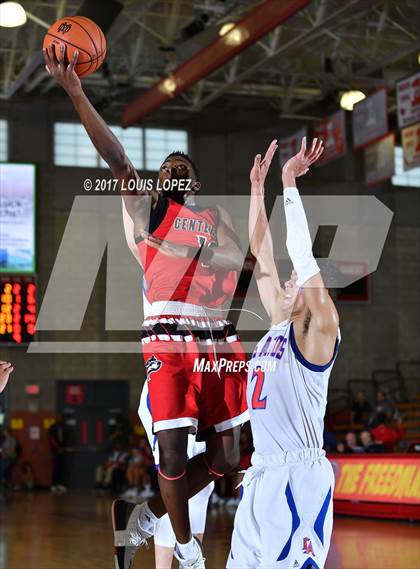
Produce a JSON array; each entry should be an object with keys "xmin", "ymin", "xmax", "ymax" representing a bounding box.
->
[
  {"xmin": 0, "ymin": 428, "xmax": 17, "ymax": 491},
  {"xmin": 0, "ymin": 361, "xmax": 13, "ymax": 393},
  {"xmin": 336, "ymin": 441, "xmax": 346, "ymax": 454},
  {"xmin": 351, "ymin": 390, "xmax": 372, "ymax": 425},
  {"xmin": 371, "ymin": 413, "xmax": 404, "ymax": 452},
  {"xmin": 345, "ymin": 431, "xmax": 365, "ymax": 453},
  {"xmin": 123, "ymin": 447, "xmax": 145, "ymax": 498},
  {"xmin": 369, "ymin": 390, "xmax": 400, "ymax": 427},
  {"xmin": 95, "ymin": 442, "xmax": 129, "ymax": 493},
  {"xmin": 20, "ymin": 461, "xmax": 35, "ymax": 490},
  {"xmin": 121, "ymin": 444, "xmax": 154, "ymax": 500},
  {"xmin": 48, "ymin": 416, "xmax": 68, "ymax": 494},
  {"xmin": 109, "ymin": 414, "xmax": 132, "ymax": 448},
  {"xmin": 360, "ymin": 430, "xmax": 386, "ymax": 453},
  {"xmin": 407, "ymin": 441, "xmax": 420, "ymax": 453}
]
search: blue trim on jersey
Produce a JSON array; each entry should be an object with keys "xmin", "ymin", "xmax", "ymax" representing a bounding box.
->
[
  {"xmin": 146, "ymin": 393, "xmax": 152, "ymax": 414},
  {"xmin": 313, "ymin": 486, "xmax": 332, "ymax": 545},
  {"xmin": 300, "ymin": 559, "xmax": 321, "ymax": 569},
  {"xmin": 277, "ymin": 482, "xmax": 301, "ymax": 561},
  {"xmin": 290, "ymin": 322, "xmax": 339, "ymax": 372}
]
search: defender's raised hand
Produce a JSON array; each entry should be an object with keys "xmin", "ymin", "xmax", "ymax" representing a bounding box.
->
[
  {"xmin": 282, "ymin": 137, "xmax": 324, "ymax": 184},
  {"xmin": 250, "ymin": 139, "xmax": 278, "ymax": 194},
  {"xmin": 43, "ymin": 44, "xmax": 82, "ymax": 97}
]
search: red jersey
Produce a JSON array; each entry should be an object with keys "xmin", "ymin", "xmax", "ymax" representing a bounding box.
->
[
  {"xmin": 371, "ymin": 423, "xmax": 404, "ymax": 452},
  {"xmin": 137, "ymin": 196, "xmax": 238, "ymax": 307}
]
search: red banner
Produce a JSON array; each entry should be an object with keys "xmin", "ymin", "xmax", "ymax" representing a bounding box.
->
[
  {"xmin": 352, "ymin": 88, "xmax": 388, "ymax": 148},
  {"xmin": 312, "ymin": 110, "xmax": 346, "ymax": 165},
  {"xmin": 401, "ymin": 123, "xmax": 420, "ymax": 171},
  {"xmin": 364, "ymin": 133, "xmax": 395, "ymax": 185},
  {"xmin": 331, "ymin": 455, "xmax": 420, "ymax": 505},
  {"xmin": 397, "ymin": 71, "xmax": 420, "ymax": 128}
]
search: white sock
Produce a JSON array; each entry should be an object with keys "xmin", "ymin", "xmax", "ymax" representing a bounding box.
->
[{"xmin": 176, "ymin": 537, "xmax": 198, "ymax": 560}]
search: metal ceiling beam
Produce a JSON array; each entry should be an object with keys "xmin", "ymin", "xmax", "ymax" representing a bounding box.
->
[
  {"xmin": 288, "ymin": 39, "xmax": 420, "ymax": 115},
  {"xmin": 121, "ymin": 0, "xmax": 312, "ymax": 126},
  {"xmin": 194, "ymin": 0, "xmax": 379, "ymax": 111}
]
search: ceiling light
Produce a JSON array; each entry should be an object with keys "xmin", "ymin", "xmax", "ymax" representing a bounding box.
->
[
  {"xmin": 160, "ymin": 76, "xmax": 177, "ymax": 96},
  {"xmin": 219, "ymin": 23, "xmax": 235, "ymax": 36},
  {"xmin": 221, "ymin": 25, "xmax": 247, "ymax": 47},
  {"xmin": 0, "ymin": 2, "xmax": 27, "ymax": 28},
  {"xmin": 340, "ymin": 90, "xmax": 366, "ymax": 111}
]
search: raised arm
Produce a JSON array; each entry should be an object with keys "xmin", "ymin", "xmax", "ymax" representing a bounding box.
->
[
  {"xmin": 43, "ymin": 45, "xmax": 157, "ymax": 226},
  {"xmin": 248, "ymin": 140, "xmax": 287, "ymax": 324},
  {"xmin": 282, "ymin": 138, "xmax": 339, "ymax": 362}
]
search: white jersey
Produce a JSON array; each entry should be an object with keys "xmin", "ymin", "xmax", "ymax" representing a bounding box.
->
[{"xmin": 247, "ymin": 319, "xmax": 340, "ymax": 455}]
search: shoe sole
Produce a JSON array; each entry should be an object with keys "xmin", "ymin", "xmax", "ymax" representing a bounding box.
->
[{"xmin": 112, "ymin": 499, "xmax": 133, "ymax": 569}]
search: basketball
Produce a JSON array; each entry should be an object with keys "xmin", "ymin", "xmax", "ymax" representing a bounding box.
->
[{"xmin": 43, "ymin": 16, "xmax": 106, "ymax": 77}]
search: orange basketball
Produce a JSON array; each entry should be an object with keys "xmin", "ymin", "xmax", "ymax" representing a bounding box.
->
[{"xmin": 43, "ymin": 16, "xmax": 106, "ymax": 77}]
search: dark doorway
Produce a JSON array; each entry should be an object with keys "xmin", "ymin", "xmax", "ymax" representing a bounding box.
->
[{"xmin": 56, "ymin": 380, "xmax": 130, "ymax": 489}]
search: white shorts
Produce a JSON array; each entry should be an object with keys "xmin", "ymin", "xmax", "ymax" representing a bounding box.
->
[
  {"xmin": 227, "ymin": 449, "xmax": 334, "ymax": 569},
  {"xmin": 154, "ymin": 481, "xmax": 214, "ymax": 548}
]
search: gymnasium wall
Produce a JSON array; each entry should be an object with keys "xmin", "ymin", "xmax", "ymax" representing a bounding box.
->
[{"xmin": 0, "ymin": 95, "xmax": 419, "ymax": 416}]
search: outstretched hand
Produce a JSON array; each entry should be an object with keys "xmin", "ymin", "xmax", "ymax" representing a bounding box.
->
[
  {"xmin": 43, "ymin": 44, "xmax": 82, "ymax": 97},
  {"xmin": 250, "ymin": 139, "xmax": 278, "ymax": 194},
  {"xmin": 282, "ymin": 137, "xmax": 324, "ymax": 181}
]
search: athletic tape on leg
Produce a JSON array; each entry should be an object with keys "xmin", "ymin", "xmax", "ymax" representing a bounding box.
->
[
  {"xmin": 158, "ymin": 467, "xmax": 186, "ymax": 481},
  {"xmin": 203, "ymin": 455, "xmax": 224, "ymax": 478}
]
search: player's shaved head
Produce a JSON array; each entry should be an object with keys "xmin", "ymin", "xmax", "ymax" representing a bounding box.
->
[{"xmin": 163, "ymin": 151, "xmax": 200, "ymax": 180}]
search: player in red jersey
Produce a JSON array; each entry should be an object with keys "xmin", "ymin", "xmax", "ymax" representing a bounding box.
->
[{"xmin": 44, "ymin": 46, "xmax": 249, "ymax": 569}]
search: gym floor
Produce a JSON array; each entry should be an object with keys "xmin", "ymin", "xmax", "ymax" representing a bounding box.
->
[{"xmin": 1, "ymin": 493, "xmax": 419, "ymax": 569}]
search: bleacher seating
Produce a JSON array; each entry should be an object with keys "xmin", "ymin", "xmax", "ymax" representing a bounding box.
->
[{"xmin": 328, "ymin": 361, "xmax": 420, "ymax": 445}]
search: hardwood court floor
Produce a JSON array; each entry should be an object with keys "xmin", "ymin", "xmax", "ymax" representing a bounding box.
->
[{"xmin": 0, "ymin": 492, "xmax": 419, "ymax": 569}]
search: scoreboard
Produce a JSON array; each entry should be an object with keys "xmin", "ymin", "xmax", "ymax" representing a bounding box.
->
[{"xmin": 0, "ymin": 276, "xmax": 36, "ymax": 345}]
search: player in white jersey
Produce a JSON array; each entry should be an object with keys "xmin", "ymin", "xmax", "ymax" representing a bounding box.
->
[
  {"xmin": 138, "ymin": 383, "xmax": 214, "ymax": 569},
  {"xmin": 227, "ymin": 137, "xmax": 339, "ymax": 569}
]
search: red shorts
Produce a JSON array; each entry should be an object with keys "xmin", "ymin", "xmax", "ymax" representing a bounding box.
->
[{"xmin": 141, "ymin": 314, "xmax": 249, "ymax": 437}]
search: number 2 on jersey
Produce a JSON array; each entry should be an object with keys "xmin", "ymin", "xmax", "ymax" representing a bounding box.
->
[{"xmin": 251, "ymin": 367, "xmax": 267, "ymax": 409}]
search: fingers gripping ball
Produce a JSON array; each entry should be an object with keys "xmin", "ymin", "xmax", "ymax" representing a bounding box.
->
[{"xmin": 43, "ymin": 17, "xmax": 106, "ymax": 77}]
